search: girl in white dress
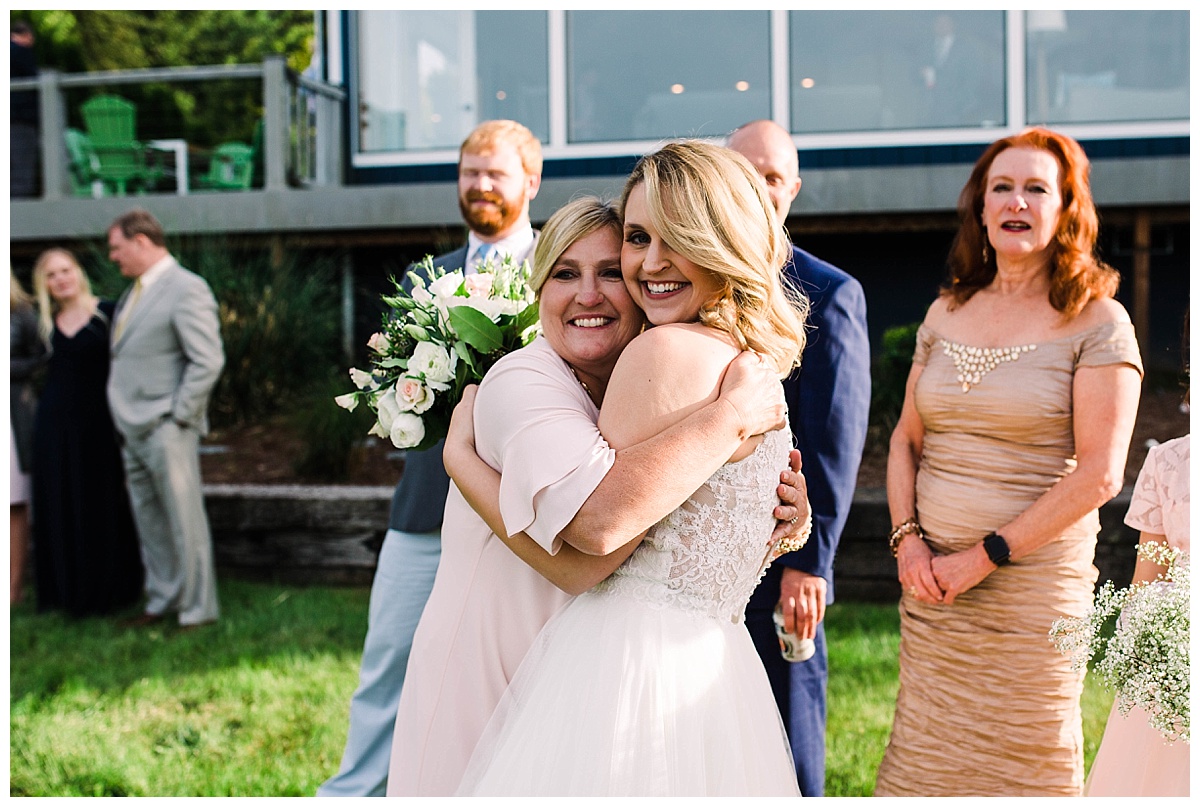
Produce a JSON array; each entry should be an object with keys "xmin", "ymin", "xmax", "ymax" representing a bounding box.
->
[
  {"xmin": 1085, "ymin": 431, "xmax": 1190, "ymax": 797},
  {"xmin": 455, "ymin": 141, "xmax": 809, "ymax": 796}
]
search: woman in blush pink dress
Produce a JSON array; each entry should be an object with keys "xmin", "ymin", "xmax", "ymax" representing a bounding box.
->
[
  {"xmin": 385, "ymin": 197, "xmax": 806, "ymax": 796},
  {"xmin": 1085, "ymin": 431, "xmax": 1189, "ymax": 797}
]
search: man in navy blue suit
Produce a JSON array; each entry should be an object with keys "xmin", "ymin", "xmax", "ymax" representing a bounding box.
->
[{"xmin": 729, "ymin": 120, "xmax": 871, "ymax": 797}]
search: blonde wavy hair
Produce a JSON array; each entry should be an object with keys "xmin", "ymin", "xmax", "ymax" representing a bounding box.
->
[
  {"xmin": 619, "ymin": 140, "xmax": 808, "ymax": 376},
  {"xmin": 32, "ymin": 248, "xmax": 100, "ymax": 344},
  {"xmin": 10, "ymin": 267, "xmax": 33, "ymax": 312},
  {"xmin": 529, "ymin": 196, "xmax": 623, "ymax": 295}
]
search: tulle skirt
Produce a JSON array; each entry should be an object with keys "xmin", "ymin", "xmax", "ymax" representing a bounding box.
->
[{"xmin": 456, "ymin": 586, "xmax": 800, "ymax": 796}]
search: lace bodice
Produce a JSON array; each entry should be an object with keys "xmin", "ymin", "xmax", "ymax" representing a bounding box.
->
[{"xmin": 593, "ymin": 428, "xmax": 791, "ymax": 623}]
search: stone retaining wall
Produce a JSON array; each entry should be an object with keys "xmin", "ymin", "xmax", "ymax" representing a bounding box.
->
[{"xmin": 205, "ymin": 485, "xmax": 1140, "ymax": 600}]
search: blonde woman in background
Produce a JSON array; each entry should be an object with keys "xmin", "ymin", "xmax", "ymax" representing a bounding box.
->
[{"xmin": 30, "ymin": 249, "xmax": 143, "ymax": 617}]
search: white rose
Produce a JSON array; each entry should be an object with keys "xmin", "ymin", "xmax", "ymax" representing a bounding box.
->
[
  {"xmin": 349, "ymin": 367, "xmax": 376, "ymax": 390},
  {"xmin": 411, "ymin": 285, "xmax": 433, "ymax": 305},
  {"xmin": 428, "ymin": 271, "xmax": 464, "ymax": 301},
  {"xmin": 410, "ymin": 341, "xmax": 457, "ymax": 390},
  {"xmin": 396, "ymin": 377, "xmax": 435, "ymax": 414},
  {"xmin": 463, "ymin": 272, "xmax": 493, "ymax": 297},
  {"xmin": 367, "ymin": 332, "xmax": 390, "ymax": 354},
  {"xmin": 334, "ymin": 392, "xmax": 359, "ymax": 412},
  {"xmin": 389, "ymin": 412, "xmax": 426, "ymax": 449},
  {"xmin": 374, "ymin": 387, "xmax": 402, "ymax": 432},
  {"xmin": 455, "ymin": 295, "xmax": 522, "ymax": 322}
]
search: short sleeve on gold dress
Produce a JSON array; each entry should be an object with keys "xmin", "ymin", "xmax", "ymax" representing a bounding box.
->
[{"xmin": 874, "ymin": 320, "xmax": 1142, "ymax": 797}]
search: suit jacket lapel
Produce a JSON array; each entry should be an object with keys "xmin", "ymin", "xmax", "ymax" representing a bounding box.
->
[{"xmin": 112, "ymin": 261, "xmax": 180, "ymax": 349}]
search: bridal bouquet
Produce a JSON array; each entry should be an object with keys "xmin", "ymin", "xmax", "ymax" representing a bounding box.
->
[
  {"xmin": 336, "ymin": 254, "xmax": 540, "ymax": 451},
  {"xmin": 1049, "ymin": 542, "xmax": 1190, "ymax": 743}
]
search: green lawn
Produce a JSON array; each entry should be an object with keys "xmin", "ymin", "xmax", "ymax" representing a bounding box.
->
[{"xmin": 9, "ymin": 579, "xmax": 1114, "ymax": 796}]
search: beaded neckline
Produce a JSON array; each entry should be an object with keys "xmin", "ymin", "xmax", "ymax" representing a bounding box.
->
[{"xmin": 939, "ymin": 338, "xmax": 1037, "ymax": 393}]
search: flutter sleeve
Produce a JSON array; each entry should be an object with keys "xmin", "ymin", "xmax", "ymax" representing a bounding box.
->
[
  {"xmin": 1124, "ymin": 442, "xmax": 1165, "ymax": 535},
  {"xmin": 1076, "ymin": 320, "xmax": 1144, "ymax": 377},
  {"xmin": 473, "ymin": 339, "xmax": 615, "ymax": 556},
  {"xmin": 912, "ymin": 322, "xmax": 936, "ymax": 366}
]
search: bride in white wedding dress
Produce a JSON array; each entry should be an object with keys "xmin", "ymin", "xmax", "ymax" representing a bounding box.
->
[{"xmin": 455, "ymin": 141, "xmax": 810, "ymax": 796}]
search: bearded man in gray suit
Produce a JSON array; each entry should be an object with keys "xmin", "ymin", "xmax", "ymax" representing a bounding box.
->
[
  {"xmin": 319, "ymin": 120, "xmax": 542, "ymax": 797},
  {"xmin": 107, "ymin": 208, "xmax": 224, "ymax": 630}
]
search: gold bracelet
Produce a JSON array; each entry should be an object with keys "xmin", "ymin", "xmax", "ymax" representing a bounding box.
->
[
  {"xmin": 888, "ymin": 517, "xmax": 923, "ymax": 558},
  {"xmin": 772, "ymin": 511, "xmax": 813, "ymax": 559}
]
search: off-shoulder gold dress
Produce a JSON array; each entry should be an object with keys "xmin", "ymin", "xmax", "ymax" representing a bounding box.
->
[{"xmin": 874, "ymin": 320, "xmax": 1142, "ymax": 797}]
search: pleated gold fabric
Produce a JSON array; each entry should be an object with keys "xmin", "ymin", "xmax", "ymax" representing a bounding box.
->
[{"xmin": 874, "ymin": 321, "xmax": 1142, "ymax": 797}]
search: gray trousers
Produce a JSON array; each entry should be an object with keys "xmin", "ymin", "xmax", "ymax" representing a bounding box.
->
[{"xmin": 120, "ymin": 420, "xmax": 219, "ymax": 625}]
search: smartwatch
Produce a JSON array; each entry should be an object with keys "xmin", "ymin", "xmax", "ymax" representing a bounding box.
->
[{"xmin": 982, "ymin": 532, "xmax": 1011, "ymax": 566}]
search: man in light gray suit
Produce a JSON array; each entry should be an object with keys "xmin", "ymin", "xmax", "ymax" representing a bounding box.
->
[
  {"xmin": 107, "ymin": 208, "xmax": 225, "ymax": 630},
  {"xmin": 319, "ymin": 120, "xmax": 541, "ymax": 797}
]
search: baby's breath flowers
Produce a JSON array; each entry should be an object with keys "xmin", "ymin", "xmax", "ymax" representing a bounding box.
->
[{"xmin": 1050, "ymin": 542, "xmax": 1189, "ymax": 743}]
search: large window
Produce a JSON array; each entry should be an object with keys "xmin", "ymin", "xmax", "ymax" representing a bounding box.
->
[
  {"xmin": 355, "ymin": 10, "xmax": 548, "ymax": 153},
  {"xmin": 347, "ymin": 10, "xmax": 1188, "ymax": 160},
  {"xmin": 566, "ymin": 11, "xmax": 771, "ymax": 143},
  {"xmin": 1026, "ymin": 11, "xmax": 1188, "ymax": 125},
  {"xmin": 789, "ymin": 10, "xmax": 1005, "ymax": 133}
]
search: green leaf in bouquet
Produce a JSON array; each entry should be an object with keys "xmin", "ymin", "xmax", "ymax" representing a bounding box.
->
[
  {"xmin": 454, "ymin": 354, "xmax": 476, "ymax": 388},
  {"xmin": 378, "ymin": 357, "xmax": 409, "ymax": 369},
  {"xmin": 410, "ymin": 417, "xmax": 449, "ymax": 452},
  {"xmin": 448, "ymin": 305, "xmax": 505, "ymax": 353},
  {"xmin": 514, "ymin": 300, "xmax": 540, "ymax": 335}
]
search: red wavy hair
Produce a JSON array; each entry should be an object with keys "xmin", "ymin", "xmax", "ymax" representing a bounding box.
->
[{"xmin": 944, "ymin": 127, "xmax": 1119, "ymax": 317}]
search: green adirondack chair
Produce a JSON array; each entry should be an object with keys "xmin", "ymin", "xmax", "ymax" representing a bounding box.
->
[
  {"xmin": 79, "ymin": 94, "xmax": 163, "ymax": 195},
  {"xmin": 195, "ymin": 142, "xmax": 255, "ymax": 191},
  {"xmin": 63, "ymin": 128, "xmax": 108, "ymax": 198}
]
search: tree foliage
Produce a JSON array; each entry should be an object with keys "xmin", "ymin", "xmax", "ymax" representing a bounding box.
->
[
  {"xmin": 11, "ymin": 10, "xmax": 314, "ymax": 73},
  {"xmin": 9, "ymin": 10, "xmax": 314, "ymax": 149}
]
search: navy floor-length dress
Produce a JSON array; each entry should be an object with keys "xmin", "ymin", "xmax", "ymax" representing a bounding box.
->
[{"xmin": 33, "ymin": 300, "xmax": 144, "ymax": 617}]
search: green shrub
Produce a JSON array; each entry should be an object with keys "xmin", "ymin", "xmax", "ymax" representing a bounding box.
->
[
  {"xmin": 869, "ymin": 321, "xmax": 921, "ymax": 437},
  {"xmin": 290, "ymin": 371, "xmax": 376, "ymax": 482},
  {"xmin": 178, "ymin": 238, "xmax": 343, "ymax": 428}
]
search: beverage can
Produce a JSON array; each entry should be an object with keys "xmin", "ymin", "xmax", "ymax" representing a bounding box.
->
[{"xmin": 773, "ymin": 603, "xmax": 816, "ymax": 662}]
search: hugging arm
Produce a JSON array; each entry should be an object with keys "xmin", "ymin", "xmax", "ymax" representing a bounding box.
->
[{"xmin": 445, "ymin": 349, "xmax": 794, "ymax": 595}]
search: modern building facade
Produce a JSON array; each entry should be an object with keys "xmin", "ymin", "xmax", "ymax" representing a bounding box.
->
[
  {"xmin": 330, "ymin": 9, "xmax": 1187, "ymax": 215},
  {"xmin": 10, "ymin": 10, "xmax": 1189, "ymax": 369},
  {"xmin": 322, "ymin": 8, "xmax": 1188, "ymax": 371}
]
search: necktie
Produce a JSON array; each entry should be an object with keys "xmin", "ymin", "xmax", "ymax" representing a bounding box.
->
[
  {"xmin": 113, "ymin": 278, "xmax": 142, "ymax": 341},
  {"xmin": 472, "ymin": 242, "xmax": 495, "ymax": 269}
]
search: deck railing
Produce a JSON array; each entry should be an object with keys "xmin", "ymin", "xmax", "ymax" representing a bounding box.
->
[{"xmin": 10, "ymin": 55, "xmax": 345, "ymax": 200}]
